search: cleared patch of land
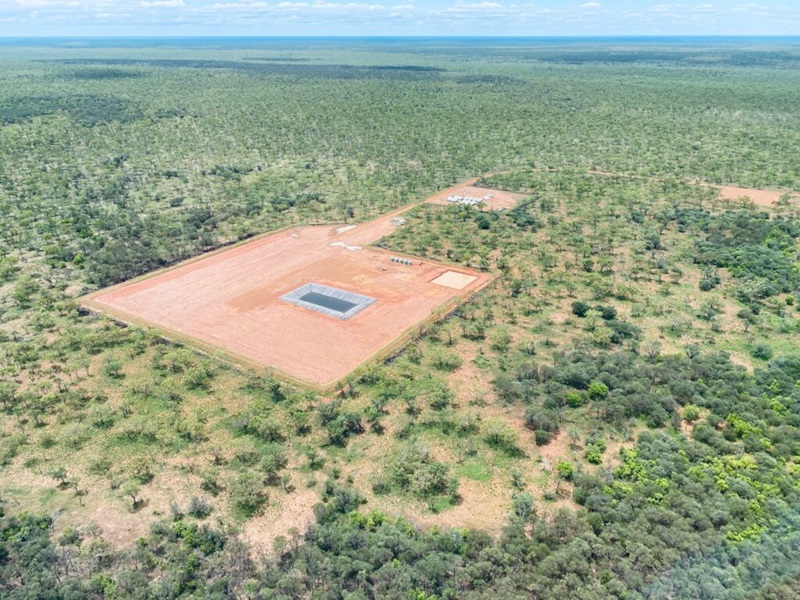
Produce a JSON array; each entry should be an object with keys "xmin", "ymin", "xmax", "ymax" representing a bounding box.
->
[
  {"xmin": 565, "ymin": 168, "xmax": 799, "ymax": 209},
  {"xmin": 716, "ymin": 185, "xmax": 795, "ymax": 207},
  {"xmin": 84, "ymin": 183, "xmax": 498, "ymax": 389},
  {"xmin": 425, "ymin": 183, "xmax": 525, "ymax": 211}
]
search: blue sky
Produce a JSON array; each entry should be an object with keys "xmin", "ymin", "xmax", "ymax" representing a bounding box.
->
[{"xmin": 0, "ymin": 0, "xmax": 798, "ymax": 37}]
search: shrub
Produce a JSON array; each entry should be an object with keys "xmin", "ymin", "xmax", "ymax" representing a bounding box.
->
[
  {"xmin": 751, "ymin": 343, "xmax": 774, "ymax": 360},
  {"xmin": 64, "ymin": 424, "xmax": 90, "ymax": 449},
  {"xmin": 233, "ymin": 412, "xmax": 285, "ymax": 443},
  {"xmin": 371, "ymin": 477, "xmax": 391, "ymax": 495},
  {"xmin": 524, "ymin": 408, "xmax": 559, "ymax": 433},
  {"xmin": 683, "ymin": 404, "xmax": 701, "ymax": 422},
  {"xmin": 584, "ymin": 438, "xmax": 606, "ymax": 464},
  {"xmin": 102, "ymin": 358, "xmax": 124, "ymax": 379},
  {"xmin": 169, "ymin": 521, "xmax": 224, "ymax": 554},
  {"xmin": 588, "ymin": 381, "xmax": 609, "ymax": 401},
  {"xmin": 200, "ymin": 470, "xmax": 221, "ymax": 496},
  {"xmin": 606, "ymin": 319, "xmax": 641, "ymax": 343},
  {"xmin": 120, "ymin": 480, "xmax": 142, "ymax": 510},
  {"xmin": 232, "ymin": 441, "xmax": 261, "ymax": 467},
  {"xmin": 571, "ymin": 301, "xmax": 590, "ymax": 317},
  {"xmin": 89, "ymin": 404, "xmax": 116, "ymax": 428},
  {"xmin": 490, "ymin": 328, "xmax": 512, "ymax": 353},
  {"xmin": 556, "ymin": 461, "xmax": 574, "ymax": 481},
  {"xmin": 594, "ymin": 304, "xmax": 617, "ymax": 321},
  {"xmin": 230, "ymin": 472, "xmax": 265, "ymax": 515},
  {"xmin": 88, "ymin": 457, "xmax": 112, "ymax": 476},
  {"xmin": 512, "ymin": 493, "xmax": 535, "ymax": 520},
  {"xmin": 318, "ymin": 400, "xmax": 363, "ymax": 446},
  {"xmin": 566, "ymin": 390, "xmax": 586, "ymax": 407},
  {"xmin": 306, "ymin": 450, "xmax": 325, "ymax": 470},
  {"xmin": 431, "ymin": 349, "xmax": 463, "ymax": 372},
  {"xmin": 384, "ymin": 444, "xmax": 454, "ymax": 501},
  {"xmin": 484, "ymin": 420, "xmax": 523, "ymax": 456},
  {"xmin": 186, "ymin": 496, "xmax": 213, "ymax": 518},
  {"xmin": 185, "ymin": 364, "xmax": 214, "ymax": 391},
  {"xmin": 585, "ymin": 449, "xmax": 603, "ymax": 464},
  {"xmin": 699, "ymin": 270, "xmax": 721, "ymax": 291},
  {"xmin": 260, "ymin": 445, "xmax": 288, "ymax": 485}
]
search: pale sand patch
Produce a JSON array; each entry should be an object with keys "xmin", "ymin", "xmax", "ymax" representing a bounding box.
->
[
  {"xmin": 549, "ymin": 312, "xmax": 571, "ymax": 325},
  {"xmin": 399, "ymin": 479, "xmax": 509, "ymax": 536},
  {"xmin": 242, "ymin": 488, "xmax": 319, "ymax": 554},
  {"xmin": 431, "ymin": 271, "xmax": 478, "ymax": 290},
  {"xmin": 3, "ymin": 466, "xmax": 199, "ymax": 548}
]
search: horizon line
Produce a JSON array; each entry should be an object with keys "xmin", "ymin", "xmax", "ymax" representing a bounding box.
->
[{"xmin": 2, "ymin": 34, "xmax": 800, "ymax": 39}]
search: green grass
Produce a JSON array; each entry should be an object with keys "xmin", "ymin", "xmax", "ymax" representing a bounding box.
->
[
  {"xmin": 456, "ymin": 462, "xmax": 493, "ymax": 482},
  {"xmin": 428, "ymin": 495, "xmax": 458, "ymax": 514}
]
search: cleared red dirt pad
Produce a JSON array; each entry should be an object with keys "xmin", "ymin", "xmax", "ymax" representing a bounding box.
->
[
  {"xmin": 425, "ymin": 183, "xmax": 525, "ymax": 211},
  {"xmin": 85, "ymin": 201, "xmax": 491, "ymax": 389},
  {"xmin": 717, "ymin": 185, "xmax": 797, "ymax": 208}
]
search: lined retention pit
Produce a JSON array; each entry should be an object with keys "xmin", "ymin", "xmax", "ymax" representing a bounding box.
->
[
  {"xmin": 298, "ymin": 292, "xmax": 357, "ymax": 314},
  {"xmin": 281, "ymin": 283, "xmax": 376, "ymax": 320}
]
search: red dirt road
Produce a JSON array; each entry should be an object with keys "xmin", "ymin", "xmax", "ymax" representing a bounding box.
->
[{"xmin": 85, "ymin": 195, "xmax": 493, "ymax": 389}]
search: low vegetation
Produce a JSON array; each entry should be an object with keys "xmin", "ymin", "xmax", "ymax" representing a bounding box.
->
[{"xmin": 2, "ymin": 38, "xmax": 800, "ymax": 598}]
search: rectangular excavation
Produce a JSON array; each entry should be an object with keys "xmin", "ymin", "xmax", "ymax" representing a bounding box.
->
[{"xmin": 281, "ymin": 283, "xmax": 376, "ymax": 320}]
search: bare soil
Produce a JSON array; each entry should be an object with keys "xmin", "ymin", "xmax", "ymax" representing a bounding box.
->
[
  {"xmin": 425, "ymin": 183, "xmax": 525, "ymax": 211},
  {"xmin": 242, "ymin": 488, "xmax": 319, "ymax": 554},
  {"xmin": 717, "ymin": 186, "xmax": 794, "ymax": 208},
  {"xmin": 399, "ymin": 478, "xmax": 510, "ymax": 535},
  {"xmin": 84, "ymin": 184, "xmax": 496, "ymax": 389}
]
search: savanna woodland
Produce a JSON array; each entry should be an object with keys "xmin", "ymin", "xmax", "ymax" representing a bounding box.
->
[{"xmin": 3, "ymin": 38, "xmax": 800, "ymax": 599}]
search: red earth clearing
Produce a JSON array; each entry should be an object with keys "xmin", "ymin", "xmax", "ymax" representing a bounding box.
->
[
  {"xmin": 716, "ymin": 185, "xmax": 795, "ymax": 208},
  {"xmin": 425, "ymin": 183, "xmax": 525, "ymax": 211},
  {"xmin": 84, "ymin": 182, "xmax": 498, "ymax": 390}
]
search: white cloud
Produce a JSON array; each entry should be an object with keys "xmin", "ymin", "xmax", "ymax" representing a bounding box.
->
[
  {"xmin": 2, "ymin": 0, "xmax": 800, "ymax": 34},
  {"xmin": 441, "ymin": 2, "xmax": 512, "ymax": 16},
  {"xmin": 273, "ymin": 1, "xmax": 390, "ymax": 13},
  {"xmin": 13, "ymin": 0, "xmax": 79, "ymax": 7},
  {"xmin": 140, "ymin": 0, "xmax": 184, "ymax": 6},
  {"xmin": 211, "ymin": 2, "xmax": 268, "ymax": 8}
]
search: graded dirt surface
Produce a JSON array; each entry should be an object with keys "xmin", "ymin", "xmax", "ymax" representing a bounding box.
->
[
  {"xmin": 425, "ymin": 183, "xmax": 525, "ymax": 211},
  {"xmin": 85, "ymin": 185, "xmax": 494, "ymax": 389}
]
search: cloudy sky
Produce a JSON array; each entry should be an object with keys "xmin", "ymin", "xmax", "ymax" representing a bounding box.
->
[{"xmin": 0, "ymin": 0, "xmax": 798, "ymax": 37}]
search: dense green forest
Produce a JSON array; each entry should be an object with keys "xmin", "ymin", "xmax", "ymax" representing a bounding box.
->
[{"xmin": 2, "ymin": 38, "xmax": 800, "ymax": 598}]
